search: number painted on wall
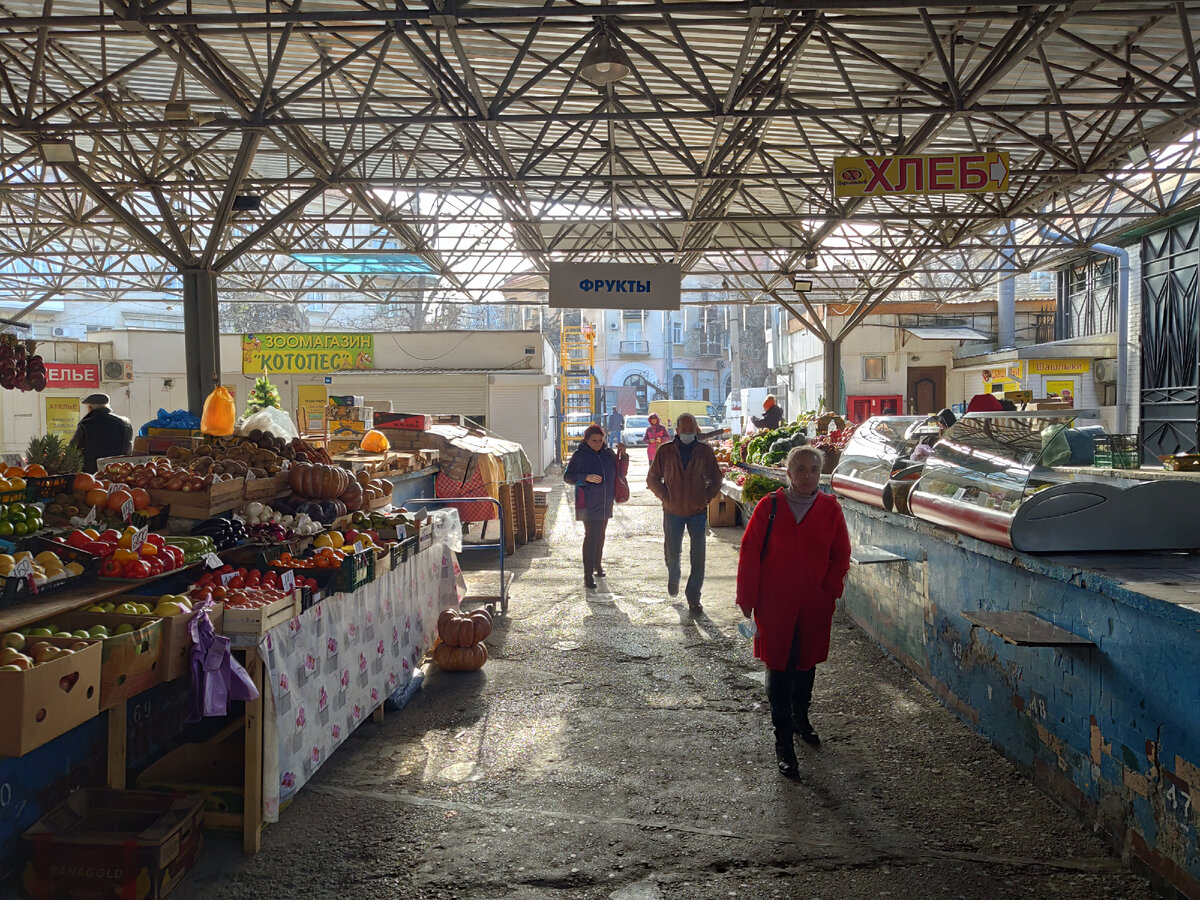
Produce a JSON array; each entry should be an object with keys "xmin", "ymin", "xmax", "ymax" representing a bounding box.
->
[{"xmin": 1166, "ymin": 784, "xmax": 1192, "ymax": 817}]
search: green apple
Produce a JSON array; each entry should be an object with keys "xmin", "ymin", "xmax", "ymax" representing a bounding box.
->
[
  {"xmin": 71, "ymin": 630, "xmax": 91, "ymax": 639},
  {"xmin": 134, "ymin": 604, "xmax": 152, "ymax": 616},
  {"xmin": 87, "ymin": 625, "xmax": 109, "ymax": 639},
  {"xmin": 84, "ymin": 604, "xmax": 107, "ymax": 613},
  {"xmin": 0, "ymin": 633, "xmax": 24, "ymax": 652},
  {"xmin": 113, "ymin": 603, "xmax": 141, "ymax": 616},
  {"xmin": 0, "ymin": 664, "xmax": 22, "ymax": 672},
  {"xmin": 99, "ymin": 602, "xmax": 115, "ymax": 612},
  {"xmin": 52, "ymin": 632, "xmax": 72, "ymax": 638},
  {"xmin": 25, "ymin": 627, "xmax": 52, "ymax": 638},
  {"xmin": 113, "ymin": 624, "xmax": 134, "ymax": 636},
  {"xmin": 152, "ymin": 602, "xmax": 188, "ymax": 617}
]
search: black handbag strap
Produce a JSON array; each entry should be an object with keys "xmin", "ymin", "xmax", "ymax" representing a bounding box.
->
[{"xmin": 760, "ymin": 492, "xmax": 777, "ymax": 561}]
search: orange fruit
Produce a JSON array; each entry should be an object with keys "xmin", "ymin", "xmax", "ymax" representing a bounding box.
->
[
  {"xmin": 23, "ymin": 464, "xmax": 47, "ymax": 478},
  {"xmin": 130, "ymin": 488, "xmax": 150, "ymax": 510},
  {"xmin": 74, "ymin": 473, "xmax": 102, "ymax": 493},
  {"xmin": 85, "ymin": 488, "xmax": 109, "ymax": 509},
  {"xmin": 105, "ymin": 489, "xmax": 133, "ymax": 512}
]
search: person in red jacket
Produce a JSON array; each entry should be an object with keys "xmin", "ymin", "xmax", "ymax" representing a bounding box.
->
[{"xmin": 736, "ymin": 445, "xmax": 852, "ymax": 777}]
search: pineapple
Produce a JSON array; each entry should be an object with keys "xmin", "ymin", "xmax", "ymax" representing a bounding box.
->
[{"xmin": 26, "ymin": 434, "xmax": 84, "ymax": 475}]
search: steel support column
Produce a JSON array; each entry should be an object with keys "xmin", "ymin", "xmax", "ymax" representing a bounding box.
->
[
  {"xmin": 823, "ymin": 337, "xmax": 843, "ymax": 415},
  {"xmin": 183, "ymin": 269, "xmax": 221, "ymax": 416}
]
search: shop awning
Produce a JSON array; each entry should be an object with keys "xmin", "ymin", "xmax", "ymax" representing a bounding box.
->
[{"xmin": 905, "ymin": 326, "xmax": 991, "ymax": 341}]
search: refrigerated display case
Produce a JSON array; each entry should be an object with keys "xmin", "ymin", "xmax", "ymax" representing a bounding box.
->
[
  {"xmin": 831, "ymin": 416, "xmax": 926, "ymax": 511},
  {"xmin": 910, "ymin": 411, "xmax": 1200, "ymax": 552}
]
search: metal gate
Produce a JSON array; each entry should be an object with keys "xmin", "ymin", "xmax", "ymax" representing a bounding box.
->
[{"xmin": 1141, "ymin": 217, "xmax": 1200, "ymax": 461}]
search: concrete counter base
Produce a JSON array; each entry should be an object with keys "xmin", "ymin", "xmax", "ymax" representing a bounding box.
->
[{"xmin": 839, "ymin": 497, "xmax": 1200, "ymax": 897}]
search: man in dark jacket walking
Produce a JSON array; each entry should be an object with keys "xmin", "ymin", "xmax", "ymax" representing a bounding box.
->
[
  {"xmin": 646, "ymin": 413, "xmax": 723, "ymax": 614},
  {"xmin": 71, "ymin": 393, "xmax": 133, "ymax": 473},
  {"xmin": 607, "ymin": 408, "xmax": 625, "ymax": 448}
]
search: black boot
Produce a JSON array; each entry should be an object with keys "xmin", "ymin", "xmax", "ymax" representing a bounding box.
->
[
  {"xmin": 766, "ymin": 669, "xmax": 799, "ymax": 776},
  {"xmin": 792, "ymin": 667, "xmax": 820, "ymax": 745}
]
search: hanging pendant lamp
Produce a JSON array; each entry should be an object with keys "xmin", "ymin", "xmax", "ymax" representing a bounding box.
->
[{"xmin": 580, "ymin": 23, "xmax": 633, "ymax": 85}]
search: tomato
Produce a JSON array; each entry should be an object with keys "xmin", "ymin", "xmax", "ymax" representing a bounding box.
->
[
  {"xmin": 99, "ymin": 557, "xmax": 124, "ymax": 577},
  {"xmin": 228, "ymin": 575, "xmax": 245, "ymax": 590},
  {"xmin": 123, "ymin": 559, "xmax": 151, "ymax": 579}
]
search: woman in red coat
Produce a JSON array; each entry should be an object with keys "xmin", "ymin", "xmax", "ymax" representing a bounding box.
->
[{"xmin": 736, "ymin": 445, "xmax": 851, "ymax": 777}]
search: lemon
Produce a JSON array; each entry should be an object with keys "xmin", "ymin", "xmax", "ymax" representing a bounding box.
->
[{"xmin": 65, "ymin": 563, "xmax": 85, "ymax": 576}]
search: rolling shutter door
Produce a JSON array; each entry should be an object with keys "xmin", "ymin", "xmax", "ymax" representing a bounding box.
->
[
  {"xmin": 328, "ymin": 375, "xmax": 488, "ymax": 418},
  {"xmin": 487, "ymin": 384, "xmax": 542, "ymax": 473}
]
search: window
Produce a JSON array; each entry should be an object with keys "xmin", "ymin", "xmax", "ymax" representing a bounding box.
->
[
  {"xmin": 670, "ymin": 320, "xmax": 683, "ymax": 344},
  {"xmin": 626, "ymin": 321, "xmax": 642, "ymax": 342},
  {"xmin": 672, "ymin": 374, "xmax": 685, "ymax": 400},
  {"xmin": 702, "ymin": 388, "xmax": 710, "ymax": 401},
  {"xmin": 863, "ymin": 356, "xmax": 886, "ymax": 381}
]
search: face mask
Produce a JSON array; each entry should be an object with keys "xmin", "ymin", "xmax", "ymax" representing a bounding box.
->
[{"xmin": 678, "ymin": 432, "xmax": 696, "ymax": 444}]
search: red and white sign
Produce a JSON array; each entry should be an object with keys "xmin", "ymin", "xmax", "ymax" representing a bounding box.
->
[{"xmin": 45, "ymin": 363, "xmax": 100, "ymax": 389}]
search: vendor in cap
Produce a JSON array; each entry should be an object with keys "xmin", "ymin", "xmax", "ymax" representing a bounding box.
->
[
  {"xmin": 71, "ymin": 393, "xmax": 133, "ymax": 473},
  {"xmin": 751, "ymin": 394, "xmax": 784, "ymax": 432}
]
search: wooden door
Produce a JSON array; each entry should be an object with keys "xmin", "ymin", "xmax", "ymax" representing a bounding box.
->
[{"xmin": 907, "ymin": 366, "xmax": 946, "ymax": 414}]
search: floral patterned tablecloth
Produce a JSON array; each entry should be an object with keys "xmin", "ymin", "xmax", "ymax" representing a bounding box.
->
[{"xmin": 260, "ymin": 533, "xmax": 464, "ymax": 822}]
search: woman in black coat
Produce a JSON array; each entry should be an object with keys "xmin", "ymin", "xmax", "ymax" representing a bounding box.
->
[{"xmin": 564, "ymin": 424, "xmax": 629, "ymax": 589}]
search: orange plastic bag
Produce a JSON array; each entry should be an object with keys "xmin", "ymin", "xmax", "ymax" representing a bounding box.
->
[
  {"xmin": 360, "ymin": 429, "xmax": 389, "ymax": 453},
  {"xmin": 201, "ymin": 386, "xmax": 237, "ymax": 436}
]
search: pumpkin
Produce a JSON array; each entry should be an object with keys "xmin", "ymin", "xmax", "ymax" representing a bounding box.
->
[
  {"xmin": 437, "ymin": 606, "xmax": 491, "ymax": 648},
  {"xmin": 340, "ymin": 480, "xmax": 363, "ymax": 511},
  {"xmin": 361, "ymin": 430, "xmax": 390, "ymax": 453},
  {"xmin": 433, "ymin": 640, "xmax": 488, "ymax": 672},
  {"xmin": 469, "ymin": 608, "xmax": 492, "ymax": 643}
]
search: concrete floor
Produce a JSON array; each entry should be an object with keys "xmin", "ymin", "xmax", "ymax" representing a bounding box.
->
[{"xmin": 175, "ymin": 454, "xmax": 1156, "ymax": 900}]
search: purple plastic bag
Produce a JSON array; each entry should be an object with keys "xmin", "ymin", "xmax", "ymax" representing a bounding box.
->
[{"xmin": 188, "ymin": 600, "xmax": 260, "ymax": 722}]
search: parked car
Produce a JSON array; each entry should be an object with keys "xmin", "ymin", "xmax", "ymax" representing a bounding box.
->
[{"xmin": 621, "ymin": 415, "xmax": 652, "ymax": 446}]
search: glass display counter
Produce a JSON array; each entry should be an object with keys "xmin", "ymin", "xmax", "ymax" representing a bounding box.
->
[
  {"xmin": 910, "ymin": 411, "xmax": 1200, "ymax": 552},
  {"xmin": 831, "ymin": 416, "xmax": 926, "ymax": 511}
]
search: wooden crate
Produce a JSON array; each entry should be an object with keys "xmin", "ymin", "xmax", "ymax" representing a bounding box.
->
[
  {"xmin": 222, "ymin": 591, "xmax": 300, "ymax": 636},
  {"xmin": 498, "ymin": 483, "xmax": 517, "ymax": 556},
  {"xmin": 243, "ymin": 470, "xmax": 289, "ymax": 502},
  {"xmin": 521, "ymin": 479, "xmax": 536, "ymax": 535},
  {"xmin": 513, "ymin": 482, "xmax": 528, "ymax": 546},
  {"xmin": 149, "ymin": 477, "xmax": 244, "ymax": 520}
]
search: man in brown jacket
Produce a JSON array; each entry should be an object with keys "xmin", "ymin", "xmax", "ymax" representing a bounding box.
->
[{"xmin": 646, "ymin": 413, "xmax": 724, "ymax": 613}]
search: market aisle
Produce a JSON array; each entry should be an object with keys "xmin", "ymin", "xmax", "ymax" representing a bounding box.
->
[{"xmin": 171, "ymin": 457, "xmax": 1153, "ymax": 900}]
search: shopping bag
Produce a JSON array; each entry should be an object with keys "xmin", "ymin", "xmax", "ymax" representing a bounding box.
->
[{"xmin": 200, "ymin": 385, "xmax": 237, "ymax": 436}]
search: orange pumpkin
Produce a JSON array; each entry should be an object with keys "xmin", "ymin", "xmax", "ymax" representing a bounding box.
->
[
  {"xmin": 432, "ymin": 641, "xmax": 488, "ymax": 672},
  {"xmin": 360, "ymin": 430, "xmax": 389, "ymax": 453}
]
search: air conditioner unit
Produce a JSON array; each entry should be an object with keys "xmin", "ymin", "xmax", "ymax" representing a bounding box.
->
[
  {"xmin": 102, "ymin": 359, "xmax": 134, "ymax": 383},
  {"xmin": 1093, "ymin": 358, "xmax": 1118, "ymax": 385}
]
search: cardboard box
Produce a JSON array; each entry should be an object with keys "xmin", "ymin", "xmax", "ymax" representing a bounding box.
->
[
  {"xmin": 328, "ymin": 395, "xmax": 364, "ymax": 407},
  {"xmin": 0, "ymin": 640, "xmax": 101, "ymax": 757},
  {"xmin": 374, "ymin": 412, "xmax": 431, "ymax": 431},
  {"xmin": 364, "ymin": 399, "xmax": 393, "ymax": 413},
  {"xmin": 108, "ymin": 601, "xmax": 225, "ymax": 683},
  {"xmin": 136, "ymin": 743, "xmax": 245, "ymax": 832},
  {"xmin": 53, "ymin": 612, "xmax": 164, "ymax": 709},
  {"xmin": 708, "ymin": 495, "xmax": 738, "ymax": 527},
  {"xmin": 22, "ymin": 788, "xmax": 204, "ymax": 900},
  {"xmin": 326, "ymin": 406, "xmax": 374, "ymax": 424},
  {"xmin": 328, "ymin": 417, "xmax": 371, "ymax": 436}
]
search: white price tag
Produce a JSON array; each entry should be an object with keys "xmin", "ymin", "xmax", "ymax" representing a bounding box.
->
[
  {"xmin": 280, "ymin": 569, "xmax": 296, "ymax": 592},
  {"xmin": 953, "ymin": 487, "xmax": 967, "ymax": 501},
  {"xmin": 220, "ymin": 571, "xmax": 237, "ymax": 586},
  {"xmin": 120, "ymin": 498, "xmax": 135, "ymax": 523},
  {"xmin": 129, "ymin": 526, "xmax": 148, "ymax": 553},
  {"xmin": 203, "ymin": 553, "xmax": 223, "ymax": 570},
  {"xmin": 106, "ymin": 481, "xmax": 120, "ymax": 496},
  {"xmin": 12, "ymin": 557, "xmax": 32, "ymax": 578},
  {"xmin": 82, "ymin": 506, "xmax": 98, "ymax": 527},
  {"xmin": 245, "ymin": 470, "xmax": 256, "ymax": 482}
]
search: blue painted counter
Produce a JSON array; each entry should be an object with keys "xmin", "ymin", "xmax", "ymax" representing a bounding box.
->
[
  {"xmin": 839, "ymin": 498, "xmax": 1200, "ymax": 898},
  {"xmin": 386, "ymin": 465, "xmax": 438, "ymax": 507}
]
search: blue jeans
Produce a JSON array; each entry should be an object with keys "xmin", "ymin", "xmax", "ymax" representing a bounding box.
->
[{"xmin": 663, "ymin": 510, "xmax": 707, "ymax": 603}]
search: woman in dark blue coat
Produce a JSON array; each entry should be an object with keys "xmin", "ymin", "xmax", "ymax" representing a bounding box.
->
[{"xmin": 564, "ymin": 424, "xmax": 629, "ymax": 589}]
